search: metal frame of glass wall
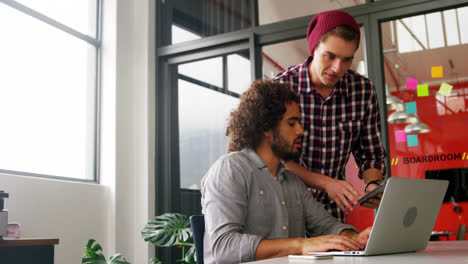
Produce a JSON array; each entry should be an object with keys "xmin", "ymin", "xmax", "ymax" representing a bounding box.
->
[{"xmin": 155, "ymin": 0, "xmax": 467, "ymax": 260}]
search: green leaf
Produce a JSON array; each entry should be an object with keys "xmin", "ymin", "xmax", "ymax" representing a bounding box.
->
[
  {"xmin": 141, "ymin": 213, "xmax": 193, "ymax": 248},
  {"xmin": 183, "ymin": 246, "xmax": 196, "ymax": 264},
  {"xmin": 149, "ymin": 257, "xmax": 162, "ymax": 264},
  {"xmin": 86, "ymin": 239, "xmax": 96, "ymax": 251},
  {"xmin": 108, "ymin": 254, "xmax": 131, "ymax": 264},
  {"xmin": 82, "ymin": 239, "xmax": 107, "ymax": 264},
  {"xmin": 82, "ymin": 256, "xmax": 107, "ymax": 264},
  {"xmin": 91, "ymin": 244, "xmax": 103, "ymax": 254},
  {"xmin": 82, "ymin": 239, "xmax": 131, "ymax": 264}
]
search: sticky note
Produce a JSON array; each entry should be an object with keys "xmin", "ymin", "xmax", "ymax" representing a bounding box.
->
[
  {"xmin": 406, "ymin": 77, "xmax": 418, "ymax": 90},
  {"xmin": 395, "ymin": 130, "xmax": 407, "ymax": 142},
  {"xmin": 432, "ymin": 66, "xmax": 443, "ymax": 78},
  {"xmin": 406, "ymin": 102, "xmax": 417, "ymax": 114},
  {"xmin": 417, "ymin": 84, "xmax": 429, "ymax": 97},
  {"xmin": 439, "ymin": 82, "xmax": 453, "ymax": 97},
  {"xmin": 407, "ymin": 135, "xmax": 419, "ymax": 147}
]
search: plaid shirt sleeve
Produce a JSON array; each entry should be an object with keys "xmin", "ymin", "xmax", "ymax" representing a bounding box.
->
[
  {"xmin": 272, "ymin": 64, "xmax": 303, "ymax": 94},
  {"xmin": 353, "ymin": 81, "xmax": 387, "ymax": 178}
]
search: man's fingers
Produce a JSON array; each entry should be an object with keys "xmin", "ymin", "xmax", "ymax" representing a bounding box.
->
[
  {"xmin": 360, "ymin": 227, "xmax": 372, "ymax": 239},
  {"xmin": 335, "ymin": 198, "xmax": 347, "ymax": 212},
  {"xmin": 355, "ymin": 227, "xmax": 372, "ymax": 246},
  {"xmin": 345, "ymin": 183, "xmax": 360, "ymax": 198},
  {"xmin": 341, "ymin": 182, "xmax": 360, "ymax": 206},
  {"xmin": 360, "ymin": 201, "xmax": 375, "ymax": 208},
  {"xmin": 304, "ymin": 234, "xmax": 366, "ymax": 253},
  {"xmin": 336, "ymin": 192, "xmax": 353, "ymax": 211},
  {"xmin": 336, "ymin": 236, "xmax": 361, "ymax": 251},
  {"xmin": 343, "ymin": 189, "xmax": 359, "ymax": 206},
  {"xmin": 327, "ymin": 179, "xmax": 362, "ymax": 211},
  {"xmin": 324, "ymin": 235, "xmax": 361, "ymax": 251},
  {"xmin": 341, "ymin": 199, "xmax": 352, "ymax": 211},
  {"xmin": 334, "ymin": 194, "xmax": 356, "ymax": 211}
]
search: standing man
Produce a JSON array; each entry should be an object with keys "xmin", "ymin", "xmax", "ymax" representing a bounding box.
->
[
  {"xmin": 201, "ymin": 80, "xmax": 371, "ymax": 263},
  {"xmin": 273, "ymin": 10, "xmax": 387, "ymax": 222}
]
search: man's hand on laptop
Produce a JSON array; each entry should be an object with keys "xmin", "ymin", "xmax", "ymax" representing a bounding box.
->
[
  {"xmin": 340, "ymin": 227, "xmax": 372, "ymax": 249},
  {"xmin": 300, "ymin": 234, "xmax": 363, "ymax": 254}
]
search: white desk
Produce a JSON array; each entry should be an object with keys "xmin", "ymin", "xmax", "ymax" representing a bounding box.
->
[{"xmin": 243, "ymin": 241, "xmax": 468, "ymax": 264}]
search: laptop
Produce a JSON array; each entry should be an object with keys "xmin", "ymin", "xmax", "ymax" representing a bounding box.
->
[{"xmin": 308, "ymin": 177, "xmax": 448, "ymax": 256}]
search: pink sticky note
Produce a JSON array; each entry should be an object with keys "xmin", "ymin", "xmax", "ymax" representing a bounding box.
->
[
  {"xmin": 395, "ymin": 130, "xmax": 407, "ymax": 142},
  {"xmin": 406, "ymin": 77, "xmax": 418, "ymax": 90}
]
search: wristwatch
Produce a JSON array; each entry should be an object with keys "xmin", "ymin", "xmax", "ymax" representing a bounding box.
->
[{"xmin": 365, "ymin": 179, "xmax": 381, "ymax": 192}]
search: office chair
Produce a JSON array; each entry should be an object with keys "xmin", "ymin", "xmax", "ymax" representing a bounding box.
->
[
  {"xmin": 457, "ymin": 224, "xmax": 466, "ymax": 240},
  {"xmin": 190, "ymin": 215, "xmax": 205, "ymax": 264}
]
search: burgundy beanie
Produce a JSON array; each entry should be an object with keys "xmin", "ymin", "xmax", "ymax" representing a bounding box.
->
[{"xmin": 307, "ymin": 10, "xmax": 360, "ymax": 56}]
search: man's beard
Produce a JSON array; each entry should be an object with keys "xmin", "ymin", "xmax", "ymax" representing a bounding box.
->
[{"xmin": 271, "ymin": 129, "xmax": 301, "ymax": 161}]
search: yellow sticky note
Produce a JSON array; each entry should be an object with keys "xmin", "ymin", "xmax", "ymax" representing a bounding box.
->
[
  {"xmin": 432, "ymin": 66, "xmax": 443, "ymax": 78},
  {"xmin": 439, "ymin": 82, "xmax": 453, "ymax": 97}
]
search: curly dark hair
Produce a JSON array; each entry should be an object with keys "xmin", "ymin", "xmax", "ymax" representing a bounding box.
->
[{"xmin": 226, "ymin": 80, "xmax": 299, "ymax": 152}]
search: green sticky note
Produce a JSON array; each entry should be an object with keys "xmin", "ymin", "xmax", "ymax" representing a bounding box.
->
[
  {"xmin": 407, "ymin": 135, "xmax": 419, "ymax": 147},
  {"xmin": 439, "ymin": 82, "xmax": 453, "ymax": 97},
  {"xmin": 417, "ymin": 84, "xmax": 429, "ymax": 97}
]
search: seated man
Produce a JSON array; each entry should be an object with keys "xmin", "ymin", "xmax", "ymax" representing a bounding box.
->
[{"xmin": 201, "ymin": 80, "xmax": 371, "ymax": 263}]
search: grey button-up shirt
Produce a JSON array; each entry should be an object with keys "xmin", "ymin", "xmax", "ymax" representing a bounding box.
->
[{"xmin": 201, "ymin": 149, "xmax": 357, "ymax": 264}]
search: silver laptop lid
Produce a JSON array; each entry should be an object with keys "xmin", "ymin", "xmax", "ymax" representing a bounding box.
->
[{"xmin": 365, "ymin": 177, "xmax": 448, "ymax": 255}]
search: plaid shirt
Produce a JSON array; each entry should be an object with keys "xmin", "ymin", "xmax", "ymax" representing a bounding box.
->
[{"xmin": 273, "ymin": 57, "xmax": 386, "ymax": 222}]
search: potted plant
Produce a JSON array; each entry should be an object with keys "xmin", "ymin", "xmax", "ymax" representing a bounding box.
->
[
  {"xmin": 82, "ymin": 213, "xmax": 195, "ymax": 264},
  {"xmin": 82, "ymin": 239, "xmax": 130, "ymax": 264},
  {"xmin": 142, "ymin": 213, "xmax": 196, "ymax": 264}
]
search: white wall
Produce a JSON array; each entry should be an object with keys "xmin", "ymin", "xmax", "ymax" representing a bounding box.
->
[
  {"xmin": 115, "ymin": 0, "xmax": 156, "ymax": 262},
  {"xmin": 0, "ymin": 174, "xmax": 111, "ymax": 263},
  {"xmin": 0, "ymin": 0, "xmax": 156, "ymax": 263}
]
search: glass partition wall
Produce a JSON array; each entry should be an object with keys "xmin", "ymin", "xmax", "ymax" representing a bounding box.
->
[{"xmin": 382, "ymin": 6, "xmax": 468, "ymax": 239}]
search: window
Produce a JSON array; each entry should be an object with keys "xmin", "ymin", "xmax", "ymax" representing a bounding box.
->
[
  {"xmin": 176, "ymin": 34, "xmax": 250, "ymax": 189},
  {"xmin": 258, "ymin": 0, "xmax": 366, "ymax": 25},
  {"xmin": 0, "ymin": 1, "xmax": 101, "ymax": 181},
  {"xmin": 178, "ymin": 79, "xmax": 239, "ymax": 189},
  {"xmin": 172, "ymin": 24, "xmax": 201, "ymax": 45},
  {"xmin": 170, "ymin": 26, "xmax": 250, "ymax": 190},
  {"xmin": 161, "ymin": 0, "xmax": 252, "ymax": 46},
  {"xmin": 395, "ymin": 7, "xmax": 468, "ymax": 53}
]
